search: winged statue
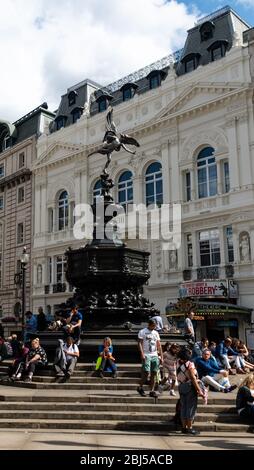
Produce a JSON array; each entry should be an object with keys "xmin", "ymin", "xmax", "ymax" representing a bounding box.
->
[{"xmin": 88, "ymin": 107, "xmax": 140, "ymax": 174}]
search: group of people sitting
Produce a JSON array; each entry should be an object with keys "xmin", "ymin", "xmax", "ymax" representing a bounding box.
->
[{"xmin": 136, "ymin": 318, "xmax": 254, "ymax": 434}]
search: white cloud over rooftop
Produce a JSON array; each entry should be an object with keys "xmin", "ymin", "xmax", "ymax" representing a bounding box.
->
[{"xmin": 0, "ymin": 0, "xmax": 198, "ymax": 122}]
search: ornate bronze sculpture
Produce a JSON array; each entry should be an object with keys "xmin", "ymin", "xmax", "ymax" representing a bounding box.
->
[{"xmin": 88, "ymin": 107, "xmax": 140, "ymax": 175}]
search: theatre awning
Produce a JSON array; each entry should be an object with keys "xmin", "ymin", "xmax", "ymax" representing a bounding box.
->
[{"xmin": 166, "ymin": 301, "xmax": 252, "ymax": 318}]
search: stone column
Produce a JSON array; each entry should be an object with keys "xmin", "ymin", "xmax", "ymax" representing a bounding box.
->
[
  {"xmin": 190, "ymin": 166, "xmax": 196, "ymax": 200},
  {"xmin": 161, "ymin": 141, "xmax": 170, "ymax": 204},
  {"xmin": 219, "ymin": 227, "xmax": 226, "ymax": 266},
  {"xmin": 34, "ymin": 185, "xmax": 41, "ymax": 235},
  {"xmin": 237, "ymin": 113, "xmax": 252, "ymax": 187},
  {"xmin": 192, "ymin": 231, "xmax": 198, "ymax": 269},
  {"xmin": 217, "ymin": 160, "xmax": 223, "ymax": 195},
  {"xmin": 40, "ymin": 184, "xmax": 47, "ymax": 234},
  {"xmin": 225, "ymin": 118, "xmax": 240, "ymax": 190},
  {"xmin": 169, "ymin": 136, "xmax": 180, "ymax": 203}
]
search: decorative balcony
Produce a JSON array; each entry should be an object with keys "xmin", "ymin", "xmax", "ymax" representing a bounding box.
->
[
  {"xmin": 197, "ymin": 266, "xmax": 219, "ymax": 280},
  {"xmin": 52, "ymin": 283, "xmax": 67, "ymax": 293}
]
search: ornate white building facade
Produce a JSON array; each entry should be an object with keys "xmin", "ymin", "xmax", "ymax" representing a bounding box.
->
[{"xmin": 32, "ymin": 7, "xmax": 254, "ymax": 340}]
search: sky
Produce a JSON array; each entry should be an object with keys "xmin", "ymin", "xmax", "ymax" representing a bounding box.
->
[{"xmin": 0, "ymin": 0, "xmax": 253, "ymax": 122}]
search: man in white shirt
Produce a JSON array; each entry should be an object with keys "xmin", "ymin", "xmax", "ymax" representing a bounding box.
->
[
  {"xmin": 54, "ymin": 336, "xmax": 79, "ymax": 380},
  {"xmin": 184, "ymin": 311, "xmax": 195, "ymax": 345},
  {"xmin": 137, "ymin": 319, "xmax": 163, "ymax": 398}
]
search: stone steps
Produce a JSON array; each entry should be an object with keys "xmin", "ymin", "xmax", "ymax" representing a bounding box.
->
[
  {"xmin": 0, "ymin": 419, "xmax": 250, "ymax": 433},
  {"xmin": 0, "ymin": 402, "xmax": 236, "ymax": 413},
  {"xmin": 0, "ymin": 359, "xmax": 248, "ymax": 433},
  {"xmin": 0, "ymin": 410, "xmax": 240, "ymax": 422}
]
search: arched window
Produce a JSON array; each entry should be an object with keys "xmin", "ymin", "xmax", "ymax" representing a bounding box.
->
[
  {"xmin": 145, "ymin": 162, "xmax": 163, "ymax": 206},
  {"xmin": 55, "ymin": 115, "xmax": 67, "ymax": 131},
  {"xmin": 199, "ymin": 21, "xmax": 214, "ymax": 42},
  {"xmin": 58, "ymin": 190, "xmax": 69, "ymax": 230},
  {"xmin": 71, "ymin": 107, "xmax": 83, "ymax": 124},
  {"xmin": 197, "ymin": 147, "xmax": 217, "ymax": 199},
  {"xmin": 207, "ymin": 40, "xmax": 228, "ymax": 62},
  {"xmin": 93, "ymin": 180, "xmax": 102, "ymax": 203},
  {"xmin": 68, "ymin": 90, "xmax": 77, "ymax": 107},
  {"xmin": 118, "ymin": 171, "xmax": 133, "ymax": 210}
]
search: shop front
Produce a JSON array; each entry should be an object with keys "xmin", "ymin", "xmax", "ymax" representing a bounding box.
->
[{"xmin": 166, "ymin": 280, "xmax": 252, "ymax": 343}]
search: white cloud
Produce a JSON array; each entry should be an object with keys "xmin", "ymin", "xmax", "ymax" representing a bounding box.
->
[{"xmin": 0, "ymin": 0, "xmax": 199, "ymax": 121}]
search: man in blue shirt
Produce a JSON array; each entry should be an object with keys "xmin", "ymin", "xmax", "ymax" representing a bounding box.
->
[
  {"xmin": 196, "ymin": 349, "xmax": 237, "ymax": 393},
  {"xmin": 24, "ymin": 311, "xmax": 37, "ymax": 343},
  {"xmin": 64, "ymin": 306, "xmax": 83, "ymax": 344},
  {"xmin": 215, "ymin": 336, "xmax": 243, "ymax": 373}
]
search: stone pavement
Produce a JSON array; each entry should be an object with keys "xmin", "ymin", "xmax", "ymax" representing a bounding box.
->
[{"xmin": 0, "ymin": 429, "xmax": 253, "ymax": 450}]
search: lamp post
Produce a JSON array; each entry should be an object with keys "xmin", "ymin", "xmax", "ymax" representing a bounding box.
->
[{"xmin": 20, "ymin": 247, "xmax": 29, "ymax": 340}]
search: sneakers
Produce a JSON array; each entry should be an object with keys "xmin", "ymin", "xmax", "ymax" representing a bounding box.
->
[
  {"xmin": 112, "ymin": 373, "xmax": 117, "ymax": 379},
  {"xmin": 170, "ymin": 390, "xmax": 176, "ymax": 396},
  {"xmin": 186, "ymin": 428, "xmax": 200, "ymax": 435},
  {"xmin": 224, "ymin": 384, "xmax": 237, "ymax": 393},
  {"xmin": 99, "ymin": 371, "xmax": 104, "ymax": 378},
  {"xmin": 137, "ymin": 386, "xmax": 146, "ymax": 397}
]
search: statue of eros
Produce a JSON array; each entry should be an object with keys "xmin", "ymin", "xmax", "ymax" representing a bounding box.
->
[{"xmin": 88, "ymin": 107, "xmax": 140, "ymax": 174}]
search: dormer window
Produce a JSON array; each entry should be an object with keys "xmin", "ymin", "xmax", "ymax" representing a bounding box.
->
[
  {"xmin": 71, "ymin": 107, "xmax": 83, "ymax": 124},
  {"xmin": 120, "ymin": 83, "xmax": 138, "ymax": 102},
  {"xmin": 56, "ymin": 115, "xmax": 67, "ymax": 130},
  {"xmin": 199, "ymin": 21, "xmax": 215, "ymax": 42},
  {"xmin": 123, "ymin": 87, "xmax": 132, "ymax": 101},
  {"xmin": 3, "ymin": 135, "xmax": 11, "ymax": 150},
  {"xmin": 181, "ymin": 53, "xmax": 200, "ymax": 74},
  {"xmin": 97, "ymin": 93, "xmax": 113, "ymax": 113},
  {"xmin": 98, "ymin": 99, "xmax": 107, "ymax": 113},
  {"xmin": 208, "ymin": 40, "xmax": 228, "ymax": 62},
  {"xmin": 147, "ymin": 70, "xmax": 167, "ymax": 90},
  {"xmin": 68, "ymin": 90, "xmax": 77, "ymax": 107}
]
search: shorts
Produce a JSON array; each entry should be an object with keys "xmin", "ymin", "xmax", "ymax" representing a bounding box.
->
[
  {"xmin": 142, "ymin": 355, "xmax": 160, "ymax": 373},
  {"xmin": 163, "ymin": 368, "xmax": 177, "ymax": 381}
]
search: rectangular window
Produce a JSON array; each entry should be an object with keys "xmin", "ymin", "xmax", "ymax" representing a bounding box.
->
[
  {"xmin": 186, "ymin": 233, "xmax": 193, "ymax": 267},
  {"xmin": 223, "ymin": 161, "xmax": 230, "ymax": 193},
  {"xmin": 17, "ymin": 186, "xmax": 25, "ymax": 204},
  {"xmin": 226, "ymin": 226, "xmax": 234, "ymax": 263},
  {"xmin": 3, "ymin": 136, "xmax": 11, "ymax": 150},
  {"xmin": 150, "ymin": 75, "xmax": 160, "ymax": 89},
  {"xmin": 185, "ymin": 172, "xmax": 191, "ymax": 201},
  {"xmin": 17, "ymin": 223, "xmax": 24, "ymax": 244},
  {"xmin": 98, "ymin": 100, "xmax": 107, "ymax": 113},
  {"xmin": 0, "ymin": 164, "xmax": 4, "ymax": 179},
  {"xmin": 56, "ymin": 256, "xmax": 66, "ymax": 284},
  {"xmin": 199, "ymin": 229, "xmax": 220, "ymax": 266},
  {"xmin": 212, "ymin": 46, "xmax": 223, "ymax": 61},
  {"xmin": 0, "ymin": 196, "xmax": 3, "ymax": 210},
  {"xmin": 18, "ymin": 152, "xmax": 25, "ymax": 169},
  {"xmin": 48, "ymin": 257, "xmax": 52, "ymax": 284},
  {"xmin": 185, "ymin": 59, "xmax": 195, "ymax": 73}
]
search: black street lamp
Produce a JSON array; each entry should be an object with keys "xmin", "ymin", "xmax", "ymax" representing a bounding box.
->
[{"xmin": 20, "ymin": 247, "xmax": 29, "ymax": 340}]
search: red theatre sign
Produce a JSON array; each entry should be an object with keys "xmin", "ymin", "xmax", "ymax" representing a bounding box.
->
[{"xmin": 179, "ymin": 280, "xmax": 238, "ymax": 298}]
